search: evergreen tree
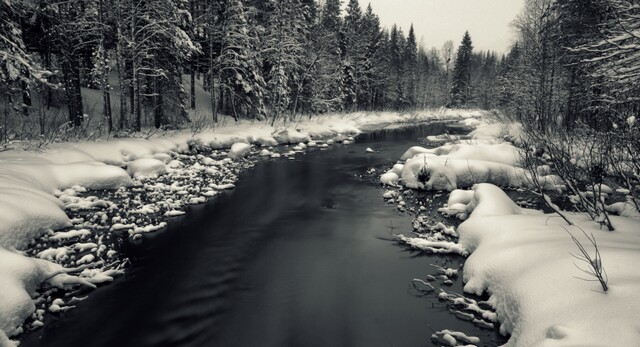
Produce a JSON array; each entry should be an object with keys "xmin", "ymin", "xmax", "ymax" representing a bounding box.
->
[
  {"xmin": 359, "ymin": 4, "xmax": 383, "ymax": 110},
  {"xmin": 403, "ymin": 24, "xmax": 418, "ymax": 107},
  {"xmin": 0, "ymin": 0, "xmax": 44, "ymax": 141},
  {"xmin": 214, "ymin": 0, "xmax": 266, "ymax": 121},
  {"xmin": 341, "ymin": 0, "xmax": 364, "ymax": 111},
  {"xmin": 450, "ymin": 31, "xmax": 473, "ymax": 107},
  {"xmin": 263, "ymin": 0, "xmax": 306, "ymax": 124},
  {"xmin": 314, "ymin": 0, "xmax": 343, "ymax": 112}
]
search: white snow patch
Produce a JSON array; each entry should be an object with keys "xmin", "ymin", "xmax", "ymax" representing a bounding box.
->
[
  {"xmin": 126, "ymin": 158, "xmax": 167, "ymax": 179},
  {"xmin": 456, "ymin": 184, "xmax": 640, "ymax": 346},
  {"xmin": 228, "ymin": 143, "xmax": 252, "ymax": 159}
]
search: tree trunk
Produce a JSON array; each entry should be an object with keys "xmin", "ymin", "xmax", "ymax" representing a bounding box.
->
[
  {"xmin": 62, "ymin": 56, "xmax": 84, "ymax": 127},
  {"xmin": 99, "ymin": 0, "xmax": 112, "ymax": 134}
]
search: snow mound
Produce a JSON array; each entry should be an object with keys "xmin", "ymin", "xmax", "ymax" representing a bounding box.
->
[
  {"xmin": 0, "ymin": 247, "xmax": 94, "ymax": 345},
  {"xmin": 400, "ymin": 153, "xmax": 561, "ymax": 191},
  {"xmin": 455, "ymin": 184, "xmax": 640, "ymax": 346},
  {"xmin": 273, "ymin": 128, "xmax": 310, "ymax": 144},
  {"xmin": 228, "ymin": 143, "xmax": 252, "ymax": 159},
  {"xmin": 126, "ymin": 158, "xmax": 167, "ymax": 179},
  {"xmin": 401, "ymin": 142, "xmax": 521, "ymax": 166}
]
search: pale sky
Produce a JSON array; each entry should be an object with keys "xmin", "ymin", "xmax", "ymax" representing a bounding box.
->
[{"xmin": 357, "ymin": 0, "xmax": 525, "ymax": 54}]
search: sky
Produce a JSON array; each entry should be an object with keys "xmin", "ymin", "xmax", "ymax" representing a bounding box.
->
[{"xmin": 356, "ymin": 0, "xmax": 525, "ymax": 54}]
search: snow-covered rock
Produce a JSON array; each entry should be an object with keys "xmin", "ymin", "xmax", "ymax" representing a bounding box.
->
[
  {"xmin": 126, "ymin": 158, "xmax": 167, "ymax": 179},
  {"xmin": 228, "ymin": 143, "xmax": 252, "ymax": 159}
]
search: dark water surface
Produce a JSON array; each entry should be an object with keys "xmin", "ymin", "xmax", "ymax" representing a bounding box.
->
[{"xmin": 22, "ymin": 122, "xmax": 503, "ymax": 347}]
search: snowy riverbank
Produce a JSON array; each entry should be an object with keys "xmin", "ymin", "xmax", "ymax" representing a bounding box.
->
[
  {"xmin": 385, "ymin": 119, "xmax": 640, "ymax": 346},
  {"xmin": 0, "ymin": 109, "xmax": 482, "ymax": 346}
]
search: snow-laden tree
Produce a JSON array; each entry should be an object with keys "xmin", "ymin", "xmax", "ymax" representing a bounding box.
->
[
  {"xmin": 341, "ymin": 0, "xmax": 365, "ymax": 111},
  {"xmin": 553, "ymin": 0, "xmax": 611, "ymax": 126},
  {"xmin": 358, "ymin": 4, "xmax": 383, "ymax": 110},
  {"xmin": 209, "ymin": 0, "xmax": 266, "ymax": 121},
  {"xmin": 574, "ymin": 0, "xmax": 640, "ymax": 112},
  {"xmin": 403, "ymin": 25, "xmax": 418, "ymax": 108},
  {"xmin": 0, "ymin": 0, "xmax": 45, "ymax": 141},
  {"xmin": 450, "ymin": 31, "xmax": 473, "ymax": 107},
  {"xmin": 263, "ymin": 0, "xmax": 306, "ymax": 124},
  {"xmin": 312, "ymin": 0, "xmax": 344, "ymax": 112},
  {"xmin": 118, "ymin": 0, "xmax": 199, "ymax": 130}
]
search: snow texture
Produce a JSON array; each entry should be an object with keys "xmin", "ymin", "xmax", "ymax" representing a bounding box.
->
[{"xmin": 457, "ymin": 184, "xmax": 640, "ymax": 346}]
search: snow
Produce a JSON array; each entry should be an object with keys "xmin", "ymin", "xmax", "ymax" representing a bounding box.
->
[
  {"xmin": 0, "ymin": 247, "xmax": 94, "ymax": 346},
  {"xmin": 379, "ymin": 172, "xmax": 400, "ymax": 186},
  {"xmin": 456, "ymin": 184, "xmax": 640, "ymax": 346},
  {"xmin": 126, "ymin": 158, "xmax": 167, "ymax": 179},
  {"xmin": 228, "ymin": 142, "xmax": 252, "ymax": 159},
  {"xmin": 394, "ymin": 122, "xmax": 534, "ymax": 192},
  {"xmin": 388, "ymin": 116, "xmax": 640, "ymax": 346}
]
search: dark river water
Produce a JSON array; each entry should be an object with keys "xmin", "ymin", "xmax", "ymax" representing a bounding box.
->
[{"xmin": 21, "ymin": 122, "xmax": 506, "ymax": 347}]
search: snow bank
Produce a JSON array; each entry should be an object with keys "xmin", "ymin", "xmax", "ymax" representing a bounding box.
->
[
  {"xmin": 400, "ymin": 154, "xmax": 561, "ymax": 191},
  {"xmin": 0, "ymin": 247, "xmax": 94, "ymax": 346},
  {"xmin": 401, "ymin": 142, "xmax": 521, "ymax": 166},
  {"xmin": 454, "ymin": 183, "xmax": 640, "ymax": 346},
  {"xmin": 387, "ymin": 120, "xmax": 561, "ymax": 191}
]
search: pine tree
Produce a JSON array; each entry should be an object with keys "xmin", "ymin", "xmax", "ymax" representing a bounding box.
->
[
  {"xmin": 450, "ymin": 31, "xmax": 473, "ymax": 107},
  {"xmin": 314, "ymin": 0, "xmax": 343, "ymax": 112},
  {"xmin": 263, "ymin": 0, "xmax": 306, "ymax": 124},
  {"xmin": 1, "ymin": 0, "xmax": 44, "ymax": 141},
  {"xmin": 403, "ymin": 24, "xmax": 418, "ymax": 108},
  {"xmin": 341, "ymin": 0, "xmax": 364, "ymax": 111},
  {"xmin": 359, "ymin": 4, "xmax": 383, "ymax": 110}
]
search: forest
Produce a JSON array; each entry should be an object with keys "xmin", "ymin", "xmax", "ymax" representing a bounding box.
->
[
  {"xmin": 0, "ymin": 0, "xmax": 638, "ymax": 142},
  {"xmin": 2, "ymin": 0, "xmax": 502, "ymax": 139}
]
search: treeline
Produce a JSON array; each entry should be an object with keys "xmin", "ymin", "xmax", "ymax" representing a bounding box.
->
[
  {"xmin": 503, "ymin": 0, "xmax": 640, "ymax": 229},
  {"xmin": 1, "ymin": 0, "xmax": 505, "ymax": 139},
  {"xmin": 497, "ymin": 0, "xmax": 639, "ymax": 131}
]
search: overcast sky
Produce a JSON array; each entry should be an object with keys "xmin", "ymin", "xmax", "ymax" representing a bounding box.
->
[{"xmin": 356, "ymin": 0, "xmax": 525, "ymax": 54}]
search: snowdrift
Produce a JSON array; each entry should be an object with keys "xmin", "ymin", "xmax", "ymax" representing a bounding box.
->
[
  {"xmin": 383, "ymin": 120, "xmax": 562, "ymax": 191},
  {"xmin": 388, "ymin": 116, "xmax": 640, "ymax": 346},
  {"xmin": 456, "ymin": 184, "xmax": 640, "ymax": 346}
]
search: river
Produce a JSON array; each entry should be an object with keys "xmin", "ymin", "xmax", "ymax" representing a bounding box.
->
[{"xmin": 21, "ymin": 122, "xmax": 506, "ymax": 347}]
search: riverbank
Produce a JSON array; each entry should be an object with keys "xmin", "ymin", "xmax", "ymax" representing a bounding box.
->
[
  {"xmin": 385, "ymin": 119, "xmax": 640, "ymax": 346},
  {"xmin": 0, "ymin": 109, "xmax": 483, "ymax": 346}
]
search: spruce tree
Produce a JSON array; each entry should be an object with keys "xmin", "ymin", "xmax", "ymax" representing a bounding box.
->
[
  {"xmin": 450, "ymin": 31, "xmax": 473, "ymax": 107},
  {"xmin": 263, "ymin": 0, "xmax": 306, "ymax": 124},
  {"xmin": 403, "ymin": 25, "xmax": 418, "ymax": 107}
]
